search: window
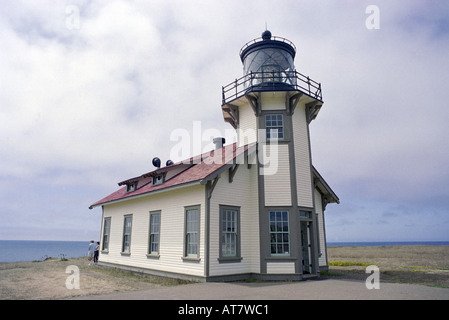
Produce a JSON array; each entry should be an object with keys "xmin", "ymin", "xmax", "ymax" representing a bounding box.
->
[
  {"xmin": 262, "ymin": 64, "xmax": 281, "ymax": 82},
  {"xmin": 102, "ymin": 217, "xmax": 111, "ymax": 251},
  {"xmin": 185, "ymin": 206, "xmax": 200, "ymax": 258},
  {"xmin": 148, "ymin": 211, "xmax": 161, "ymax": 255},
  {"xmin": 126, "ymin": 182, "xmax": 137, "ymax": 192},
  {"xmin": 299, "ymin": 210, "xmax": 311, "ymax": 219},
  {"xmin": 153, "ymin": 174, "xmax": 164, "ymax": 185},
  {"xmin": 122, "ymin": 215, "xmax": 132, "ymax": 254},
  {"xmin": 265, "ymin": 114, "xmax": 284, "ymax": 140},
  {"xmin": 219, "ymin": 206, "xmax": 241, "ymax": 260},
  {"xmin": 269, "ymin": 211, "xmax": 290, "ymax": 255}
]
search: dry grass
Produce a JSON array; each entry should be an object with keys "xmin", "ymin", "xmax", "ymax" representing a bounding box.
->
[
  {"xmin": 1, "ymin": 245, "xmax": 448, "ymax": 299},
  {"xmin": 0, "ymin": 257, "xmax": 191, "ymax": 300},
  {"xmin": 326, "ymin": 245, "xmax": 449, "ymax": 288}
]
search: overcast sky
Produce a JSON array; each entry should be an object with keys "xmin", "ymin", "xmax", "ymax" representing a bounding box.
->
[{"xmin": 1, "ymin": 0, "xmax": 448, "ymax": 242}]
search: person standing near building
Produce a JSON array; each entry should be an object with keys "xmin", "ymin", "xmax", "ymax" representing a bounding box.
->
[
  {"xmin": 93, "ymin": 241, "xmax": 100, "ymax": 265},
  {"xmin": 87, "ymin": 240, "xmax": 95, "ymax": 265}
]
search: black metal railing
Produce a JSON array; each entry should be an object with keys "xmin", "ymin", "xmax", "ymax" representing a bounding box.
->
[
  {"xmin": 222, "ymin": 70, "xmax": 322, "ymax": 105},
  {"xmin": 239, "ymin": 35, "xmax": 297, "ymax": 57}
]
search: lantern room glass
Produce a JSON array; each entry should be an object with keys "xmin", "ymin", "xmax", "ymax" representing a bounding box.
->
[{"xmin": 242, "ymin": 47, "xmax": 296, "ymax": 87}]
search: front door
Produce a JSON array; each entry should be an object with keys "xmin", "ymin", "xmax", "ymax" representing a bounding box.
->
[{"xmin": 300, "ymin": 221, "xmax": 311, "ymax": 274}]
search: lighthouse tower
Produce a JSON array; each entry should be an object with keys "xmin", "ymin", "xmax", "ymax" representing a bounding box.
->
[{"xmin": 222, "ymin": 30, "xmax": 328, "ymax": 277}]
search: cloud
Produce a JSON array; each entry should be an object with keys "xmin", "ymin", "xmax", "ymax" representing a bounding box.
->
[
  {"xmin": 0, "ymin": 0, "xmax": 448, "ymax": 241},
  {"xmin": 310, "ymin": 1, "xmax": 449, "ymax": 207}
]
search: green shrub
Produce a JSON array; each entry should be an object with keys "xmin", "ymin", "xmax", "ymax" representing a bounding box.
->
[{"xmin": 329, "ymin": 261, "xmax": 374, "ymax": 267}]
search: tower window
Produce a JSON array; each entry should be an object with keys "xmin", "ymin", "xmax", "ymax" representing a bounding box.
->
[
  {"xmin": 269, "ymin": 211, "xmax": 290, "ymax": 255},
  {"xmin": 265, "ymin": 114, "xmax": 284, "ymax": 140}
]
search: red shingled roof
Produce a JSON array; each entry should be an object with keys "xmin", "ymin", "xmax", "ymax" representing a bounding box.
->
[{"xmin": 89, "ymin": 143, "xmax": 254, "ymax": 209}]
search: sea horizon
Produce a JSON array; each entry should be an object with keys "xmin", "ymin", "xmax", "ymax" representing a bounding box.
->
[
  {"xmin": 1, "ymin": 239, "xmax": 448, "ymax": 263},
  {"xmin": 327, "ymin": 240, "xmax": 449, "ymax": 247}
]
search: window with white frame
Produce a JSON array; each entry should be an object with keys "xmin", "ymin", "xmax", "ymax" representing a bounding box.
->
[
  {"xmin": 185, "ymin": 206, "xmax": 200, "ymax": 257},
  {"xmin": 102, "ymin": 217, "xmax": 111, "ymax": 251},
  {"xmin": 220, "ymin": 206, "xmax": 240, "ymax": 259},
  {"xmin": 269, "ymin": 211, "xmax": 290, "ymax": 255},
  {"xmin": 148, "ymin": 211, "xmax": 161, "ymax": 255},
  {"xmin": 122, "ymin": 215, "xmax": 132, "ymax": 253},
  {"xmin": 265, "ymin": 114, "xmax": 284, "ymax": 140}
]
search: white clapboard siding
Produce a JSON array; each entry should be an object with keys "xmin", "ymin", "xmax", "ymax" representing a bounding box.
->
[
  {"xmin": 292, "ymin": 104, "xmax": 313, "ymax": 207},
  {"xmin": 237, "ymin": 103, "xmax": 258, "ymax": 148},
  {"xmin": 99, "ymin": 184, "xmax": 206, "ymax": 277},
  {"xmin": 260, "ymin": 92, "xmax": 287, "ymax": 111},
  {"xmin": 209, "ymin": 164, "xmax": 260, "ymax": 276},
  {"xmin": 263, "ymin": 144, "xmax": 292, "ymax": 206},
  {"xmin": 266, "ymin": 262, "xmax": 295, "ymax": 274}
]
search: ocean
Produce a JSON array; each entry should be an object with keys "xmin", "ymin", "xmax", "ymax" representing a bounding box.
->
[
  {"xmin": 327, "ymin": 241, "xmax": 449, "ymax": 247},
  {"xmin": 0, "ymin": 240, "xmax": 89, "ymax": 263},
  {"xmin": 0, "ymin": 240, "xmax": 448, "ymax": 263}
]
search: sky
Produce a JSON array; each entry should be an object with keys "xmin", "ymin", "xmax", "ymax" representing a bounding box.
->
[{"xmin": 1, "ymin": 0, "xmax": 448, "ymax": 242}]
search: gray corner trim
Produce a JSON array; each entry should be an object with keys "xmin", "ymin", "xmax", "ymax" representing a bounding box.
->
[
  {"xmin": 204, "ymin": 185, "xmax": 211, "ymax": 277},
  {"xmin": 284, "ymin": 110, "xmax": 302, "ymax": 275},
  {"xmin": 305, "ymin": 115, "xmax": 320, "ymax": 275}
]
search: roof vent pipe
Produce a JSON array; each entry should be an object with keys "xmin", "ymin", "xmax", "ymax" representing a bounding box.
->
[
  {"xmin": 152, "ymin": 157, "xmax": 161, "ymax": 168},
  {"xmin": 213, "ymin": 137, "xmax": 225, "ymax": 150}
]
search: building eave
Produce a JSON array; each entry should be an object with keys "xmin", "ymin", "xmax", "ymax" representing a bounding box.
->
[
  {"xmin": 89, "ymin": 180, "xmax": 202, "ymax": 210},
  {"xmin": 312, "ymin": 166, "xmax": 340, "ymax": 204}
]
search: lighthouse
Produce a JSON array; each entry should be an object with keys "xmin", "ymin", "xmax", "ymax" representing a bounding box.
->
[
  {"xmin": 90, "ymin": 30, "xmax": 338, "ymax": 282},
  {"xmin": 221, "ymin": 30, "xmax": 334, "ymax": 277}
]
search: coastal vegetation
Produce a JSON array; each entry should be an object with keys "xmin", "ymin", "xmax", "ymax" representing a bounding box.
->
[{"xmin": 326, "ymin": 245, "xmax": 449, "ymax": 288}]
